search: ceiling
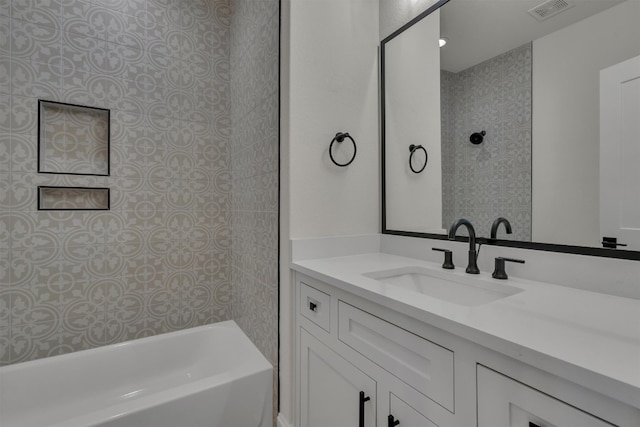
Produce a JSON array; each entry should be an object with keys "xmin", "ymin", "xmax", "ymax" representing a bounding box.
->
[{"xmin": 440, "ymin": 0, "xmax": 627, "ymax": 72}]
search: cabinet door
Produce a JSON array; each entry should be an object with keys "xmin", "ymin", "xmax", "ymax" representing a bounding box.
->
[
  {"xmin": 600, "ymin": 55, "xmax": 640, "ymax": 250},
  {"xmin": 300, "ymin": 329, "xmax": 377, "ymax": 427},
  {"xmin": 387, "ymin": 392, "xmax": 439, "ymax": 427},
  {"xmin": 477, "ymin": 365, "xmax": 614, "ymax": 427}
]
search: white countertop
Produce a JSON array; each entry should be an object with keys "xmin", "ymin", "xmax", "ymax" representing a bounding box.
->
[{"xmin": 292, "ymin": 252, "xmax": 640, "ymax": 408}]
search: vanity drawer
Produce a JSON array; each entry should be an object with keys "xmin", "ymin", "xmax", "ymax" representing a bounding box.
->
[
  {"xmin": 299, "ymin": 282, "xmax": 331, "ymax": 332},
  {"xmin": 477, "ymin": 365, "xmax": 614, "ymax": 427},
  {"xmin": 338, "ymin": 301, "xmax": 454, "ymax": 412}
]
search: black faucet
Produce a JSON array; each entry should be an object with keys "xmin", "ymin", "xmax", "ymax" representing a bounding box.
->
[
  {"xmin": 448, "ymin": 219, "xmax": 480, "ymax": 274},
  {"xmin": 490, "ymin": 217, "xmax": 512, "ymax": 240}
]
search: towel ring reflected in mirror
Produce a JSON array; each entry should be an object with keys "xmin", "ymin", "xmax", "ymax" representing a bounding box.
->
[{"xmin": 409, "ymin": 144, "xmax": 428, "ymax": 174}]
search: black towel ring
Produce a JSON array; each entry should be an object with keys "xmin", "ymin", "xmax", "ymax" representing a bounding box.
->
[
  {"xmin": 409, "ymin": 144, "xmax": 427, "ymax": 174},
  {"xmin": 329, "ymin": 132, "xmax": 357, "ymax": 167}
]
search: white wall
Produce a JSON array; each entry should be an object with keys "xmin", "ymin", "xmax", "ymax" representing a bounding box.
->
[
  {"xmin": 532, "ymin": 0, "xmax": 640, "ymax": 246},
  {"xmin": 380, "ymin": 0, "xmax": 441, "ymax": 40},
  {"xmin": 287, "ymin": 0, "xmax": 380, "ymax": 240},
  {"xmin": 280, "ymin": 0, "xmax": 380, "ymax": 424},
  {"xmin": 384, "ymin": 9, "xmax": 442, "ymax": 232}
]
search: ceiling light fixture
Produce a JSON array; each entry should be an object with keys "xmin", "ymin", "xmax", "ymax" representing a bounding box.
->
[{"xmin": 439, "ymin": 38, "xmax": 447, "ymax": 48}]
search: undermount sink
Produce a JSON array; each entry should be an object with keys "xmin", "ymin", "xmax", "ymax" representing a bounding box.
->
[{"xmin": 364, "ymin": 266, "xmax": 523, "ymax": 306}]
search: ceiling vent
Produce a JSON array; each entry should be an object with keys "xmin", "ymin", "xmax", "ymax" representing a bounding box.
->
[{"xmin": 528, "ymin": 0, "xmax": 575, "ymax": 21}]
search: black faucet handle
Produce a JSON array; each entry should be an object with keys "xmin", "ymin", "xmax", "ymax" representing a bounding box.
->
[
  {"xmin": 492, "ymin": 257, "xmax": 525, "ymax": 280},
  {"xmin": 432, "ymin": 248, "xmax": 455, "ymax": 269}
]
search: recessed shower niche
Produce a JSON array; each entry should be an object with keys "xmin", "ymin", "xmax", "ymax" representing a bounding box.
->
[
  {"xmin": 38, "ymin": 100, "xmax": 110, "ymax": 176},
  {"xmin": 38, "ymin": 186, "xmax": 110, "ymax": 211}
]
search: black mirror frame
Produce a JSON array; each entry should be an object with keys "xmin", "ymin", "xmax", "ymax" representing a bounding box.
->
[{"xmin": 379, "ymin": 0, "xmax": 640, "ymax": 261}]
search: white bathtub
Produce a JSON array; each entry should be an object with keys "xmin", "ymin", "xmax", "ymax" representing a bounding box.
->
[{"xmin": 0, "ymin": 321, "xmax": 272, "ymax": 427}]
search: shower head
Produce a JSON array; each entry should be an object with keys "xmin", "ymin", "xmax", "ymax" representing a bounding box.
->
[{"xmin": 470, "ymin": 130, "xmax": 486, "ymax": 145}]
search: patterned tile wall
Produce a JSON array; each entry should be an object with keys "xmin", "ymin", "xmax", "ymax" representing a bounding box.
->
[
  {"xmin": 0, "ymin": 0, "xmax": 233, "ymax": 365},
  {"xmin": 441, "ymin": 43, "xmax": 532, "ymax": 241},
  {"xmin": 229, "ymin": 0, "xmax": 280, "ymax": 419}
]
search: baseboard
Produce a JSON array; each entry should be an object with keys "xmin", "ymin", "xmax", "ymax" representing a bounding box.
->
[{"xmin": 277, "ymin": 412, "xmax": 292, "ymax": 427}]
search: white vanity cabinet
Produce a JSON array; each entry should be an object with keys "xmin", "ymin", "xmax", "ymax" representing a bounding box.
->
[
  {"xmin": 294, "ymin": 272, "xmax": 640, "ymax": 427},
  {"xmin": 299, "ymin": 329, "xmax": 376, "ymax": 427},
  {"xmin": 477, "ymin": 365, "xmax": 614, "ymax": 427},
  {"xmin": 299, "ymin": 327, "xmax": 441, "ymax": 427},
  {"xmin": 296, "ymin": 275, "xmax": 464, "ymax": 427}
]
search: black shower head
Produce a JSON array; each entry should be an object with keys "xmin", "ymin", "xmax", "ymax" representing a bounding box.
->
[{"xmin": 470, "ymin": 130, "xmax": 486, "ymax": 145}]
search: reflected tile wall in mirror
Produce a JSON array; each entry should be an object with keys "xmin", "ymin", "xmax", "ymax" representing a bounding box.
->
[{"xmin": 441, "ymin": 43, "xmax": 532, "ymax": 240}]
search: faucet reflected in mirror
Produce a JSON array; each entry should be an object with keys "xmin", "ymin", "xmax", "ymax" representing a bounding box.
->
[
  {"xmin": 491, "ymin": 217, "xmax": 513, "ymax": 240},
  {"xmin": 448, "ymin": 219, "xmax": 480, "ymax": 274}
]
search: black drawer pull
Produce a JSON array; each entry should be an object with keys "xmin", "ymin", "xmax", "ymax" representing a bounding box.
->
[
  {"xmin": 388, "ymin": 414, "xmax": 400, "ymax": 427},
  {"xmin": 359, "ymin": 391, "xmax": 370, "ymax": 427}
]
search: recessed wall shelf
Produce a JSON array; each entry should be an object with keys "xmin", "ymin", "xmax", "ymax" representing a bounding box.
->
[
  {"xmin": 38, "ymin": 100, "xmax": 110, "ymax": 176},
  {"xmin": 38, "ymin": 186, "xmax": 110, "ymax": 211}
]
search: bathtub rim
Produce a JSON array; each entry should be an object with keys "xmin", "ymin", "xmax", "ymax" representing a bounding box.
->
[{"xmin": 0, "ymin": 320, "xmax": 270, "ymax": 372}]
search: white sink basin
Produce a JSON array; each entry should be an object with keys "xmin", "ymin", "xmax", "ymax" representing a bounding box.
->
[{"xmin": 364, "ymin": 266, "xmax": 523, "ymax": 306}]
